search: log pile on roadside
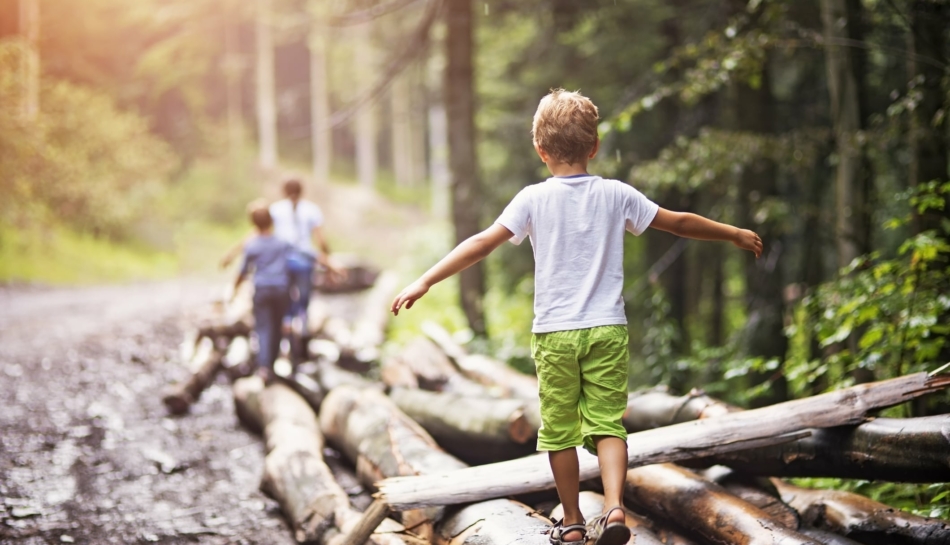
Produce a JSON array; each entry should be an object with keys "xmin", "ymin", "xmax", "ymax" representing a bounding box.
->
[{"xmin": 165, "ymin": 273, "xmax": 950, "ymax": 545}]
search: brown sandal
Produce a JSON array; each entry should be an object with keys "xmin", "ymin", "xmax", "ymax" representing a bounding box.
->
[
  {"xmin": 588, "ymin": 506, "xmax": 630, "ymax": 545},
  {"xmin": 549, "ymin": 519, "xmax": 587, "ymax": 545}
]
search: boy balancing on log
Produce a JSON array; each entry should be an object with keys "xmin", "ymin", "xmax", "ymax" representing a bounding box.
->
[
  {"xmin": 390, "ymin": 89, "xmax": 763, "ymax": 545},
  {"xmin": 233, "ymin": 201, "xmax": 293, "ymax": 385}
]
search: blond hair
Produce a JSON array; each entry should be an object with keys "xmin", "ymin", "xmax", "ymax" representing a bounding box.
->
[{"xmin": 531, "ymin": 89, "xmax": 600, "ymax": 165}]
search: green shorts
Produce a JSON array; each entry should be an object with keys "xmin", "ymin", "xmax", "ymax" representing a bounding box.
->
[{"xmin": 531, "ymin": 325, "xmax": 629, "ymax": 455}]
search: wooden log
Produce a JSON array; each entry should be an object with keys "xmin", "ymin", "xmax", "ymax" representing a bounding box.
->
[
  {"xmin": 162, "ymin": 337, "xmax": 223, "ymax": 415},
  {"xmin": 347, "ymin": 270, "xmax": 400, "ymax": 364},
  {"xmin": 315, "ymin": 262, "xmax": 381, "ymax": 294},
  {"xmin": 233, "ymin": 377, "xmax": 414, "ymax": 545},
  {"xmin": 624, "ymin": 464, "xmax": 821, "ymax": 545},
  {"xmin": 773, "ymin": 480, "xmax": 950, "ymax": 545},
  {"xmin": 389, "ymin": 388, "xmax": 536, "ymax": 464},
  {"xmin": 380, "ymin": 356, "xmax": 419, "ymax": 390},
  {"xmin": 395, "ymin": 337, "xmax": 491, "ymax": 396},
  {"xmin": 626, "ymin": 388, "xmax": 950, "ymax": 482},
  {"xmin": 699, "ymin": 466, "xmax": 800, "ymax": 530},
  {"xmin": 307, "ymin": 360, "xmax": 381, "ymax": 393},
  {"xmin": 320, "ymin": 385, "xmax": 468, "ymax": 537},
  {"xmin": 687, "ymin": 415, "xmax": 950, "ymax": 482},
  {"xmin": 222, "ymin": 335, "xmax": 253, "ymax": 381},
  {"xmin": 340, "ymin": 500, "xmax": 391, "ymax": 545},
  {"xmin": 550, "ymin": 491, "xmax": 666, "ymax": 545},
  {"xmin": 421, "ymin": 320, "xmax": 539, "ymax": 400},
  {"xmin": 622, "ymin": 387, "xmax": 739, "ymax": 432},
  {"xmin": 375, "ymin": 372, "xmax": 950, "ymax": 510},
  {"xmin": 434, "ymin": 499, "xmax": 552, "ymax": 545}
]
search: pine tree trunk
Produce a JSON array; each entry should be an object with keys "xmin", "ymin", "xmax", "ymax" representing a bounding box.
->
[
  {"xmin": 391, "ymin": 70, "xmax": 413, "ymax": 187},
  {"xmin": 224, "ymin": 10, "xmax": 244, "ymax": 174},
  {"xmin": 444, "ymin": 0, "xmax": 486, "ymax": 335},
  {"xmin": 820, "ymin": 0, "xmax": 865, "ymax": 268},
  {"xmin": 310, "ymin": 28, "xmax": 331, "ymax": 184},
  {"xmin": 255, "ymin": 0, "xmax": 278, "ymax": 170},
  {"xmin": 355, "ymin": 23, "xmax": 377, "ymax": 189}
]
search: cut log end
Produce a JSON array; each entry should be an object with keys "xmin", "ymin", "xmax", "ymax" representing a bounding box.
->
[{"xmin": 507, "ymin": 408, "xmax": 534, "ymax": 445}]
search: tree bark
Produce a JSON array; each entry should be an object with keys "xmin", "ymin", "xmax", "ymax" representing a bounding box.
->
[
  {"xmin": 18, "ymin": 0, "xmax": 39, "ymax": 121},
  {"xmin": 310, "ymin": 27, "xmax": 331, "ymax": 185},
  {"xmin": 162, "ymin": 338, "xmax": 223, "ymax": 415},
  {"xmin": 355, "ymin": 23, "xmax": 377, "ymax": 189},
  {"xmin": 622, "ymin": 387, "xmax": 739, "ymax": 432},
  {"xmin": 421, "ymin": 321, "xmax": 539, "ymax": 400},
  {"xmin": 319, "ymin": 385, "xmax": 468, "ymax": 537},
  {"xmin": 375, "ymin": 372, "xmax": 950, "ymax": 510},
  {"xmin": 255, "ymin": 0, "xmax": 278, "ymax": 170},
  {"xmin": 624, "ymin": 464, "xmax": 820, "ymax": 545},
  {"xmin": 434, "ymin": 499, "xmax": 552, "ymax": 545},
  {"xmin": 820, "ymin": 0, "xmax": 867, "ymax": 268},
  {"xmin": 394, "ymin": 336, "xmax": 487, "ymax": 396},
  {"xmin": 233, "ymin": 378, "xmax": 413, "ymax": 545},
  {"xmin": 773, "ymin": 480, "xmax": 950, "ymax": 545},
  {"xmin": 389, "ymin": 388, "xmax": 536, "ymax": 464},
  {"xmin": 688, "ymin": 415, "xmax": 950, "ymax": 482},
  {"xmin": 444, "ymin": 0, "xmax": 485, "ymax": 336}
]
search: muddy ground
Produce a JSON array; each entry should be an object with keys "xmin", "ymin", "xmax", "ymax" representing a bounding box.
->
[{"xmin": 0, "ymin": 280, "xmax": 308, "ymax": 544}]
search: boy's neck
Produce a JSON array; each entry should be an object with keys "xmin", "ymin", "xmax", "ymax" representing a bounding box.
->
[{"xmin": 546, "ymin": 160, "xmax": 590, "ymax": 178}]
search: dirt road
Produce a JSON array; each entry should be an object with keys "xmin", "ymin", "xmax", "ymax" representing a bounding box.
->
[{"xmin": 0, "ymin": 280, "xmax": 298, "ymax": 544}]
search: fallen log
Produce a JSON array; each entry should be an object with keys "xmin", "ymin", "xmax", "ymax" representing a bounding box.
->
[
  {"xmin": 699, "ymin": 466, "xmax": 800, "ymax": 530},
  {"xmin": 347, "ymin": 270, "xmax": 400, "ymax": 365},
  {"xmin": 315, "ymin": 260, "xmax": 381, "ymax": 294},
  {"xmin": 624, "ymin": 464, "xmax": 821, "ymax": 545},
  {"xmin": 306, "ymin": 360, "xmax": 381, "ymax": 393},
  {"xmin": 380, "ymin": 356, "xmax": 419, "ymax": 390},
  {"xmin": 421, "ymin": 320, "xmax": 539, "ymax": 400},
  {"xmin": 320, "ymin": 385, "xmax": 468, "ymax": 537},
  {"xmin": 773, "ymin": 480, "xmax": 950, "ymax": 545},
  {"xmin": 687, "ymin": 415, "xmax": 950, "ymax": 482},
  {"xmin": 374, "ymin": 372, "xmax": 950, "ymax": 510},
  {"xmin": 233, "ymin": 377, "xmax": 414, "ymax": 545},
  {"xmin": 622, "ymin": 387, "xmax": 739, "ymax": 432},
  {"xmin": 389, "ymin": 388, "xmax": 536, "ymax": 464},
  {"xmin": 434, "ymin": 499, "xmax": 552, "ymax": 545},
  {"xmin": 625, "ymin": 388, "xmax": 950, "ymax": 482},
  {"xmin": 550, "ymin": 491, "xmax": 666, "ymax": 545},
  {"xmin": 222, "ymin": 335, "xmax": 252, "ymax": 381},
  {"xmin": 162, "ymin": 337, "xmax": 223, "ymax": 415},
  {"xmin": 395, "ymin": 337, "xmax": 487, "ymax": 396}
]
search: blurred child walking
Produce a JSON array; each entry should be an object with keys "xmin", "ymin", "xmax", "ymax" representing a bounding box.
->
[{"xmin": 390, "ymin": 89, "xmax": 763, "ymax": 545}]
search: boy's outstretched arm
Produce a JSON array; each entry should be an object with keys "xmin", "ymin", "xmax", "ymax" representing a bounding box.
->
[
  {"xmin": 649, "ymin": 208, "xmax": 763, "ymax": 258},
  {"xmin": 391, "ymin": 223, "xmax": 513, "ymax": 315}
]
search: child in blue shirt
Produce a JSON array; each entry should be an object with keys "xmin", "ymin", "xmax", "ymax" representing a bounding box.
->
[{"xmin": 233, "ymin": 201, "xmax": 293, "ymax": 383}]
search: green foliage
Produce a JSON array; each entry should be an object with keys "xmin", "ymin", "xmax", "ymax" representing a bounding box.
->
[{"xmin": 791, "ymin": 478, "xmax": 950, "ymax": 520}]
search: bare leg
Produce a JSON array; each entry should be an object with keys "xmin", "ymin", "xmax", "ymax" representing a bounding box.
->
[
  {"xmin": 549, "ymin": 448, "xmax": 585, "ymax": 541},
  {"xmin": 594, "ymin": 436, "xmax": 628, "ymax": 525}
]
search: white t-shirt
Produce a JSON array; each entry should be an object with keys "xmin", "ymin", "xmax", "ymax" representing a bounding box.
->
[
  {"xmin": 495, "ymin": 175, "xmax": 659, "ymax": 333},
  {"xmin": 269, "ymin": 198, "xmax": 324, "ymax": 257}
]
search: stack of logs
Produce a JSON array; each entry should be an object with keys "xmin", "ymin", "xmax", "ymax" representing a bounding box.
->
[{"xmin": 162, "ymin": 270, "xmax": 950, "ymax": 545}]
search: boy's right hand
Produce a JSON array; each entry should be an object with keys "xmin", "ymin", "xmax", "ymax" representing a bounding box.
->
[
  {"xmin": 733, "ymin": 229, "xmax": 763, "ymax": 258},
  {"xmin": 391, "ymin": 280, "xmax": 430, "ymax": 316}
]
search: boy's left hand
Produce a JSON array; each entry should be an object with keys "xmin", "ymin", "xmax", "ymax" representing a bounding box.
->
[
  {"xmin": 391, "ymin": 280, "xmax": 430, "ymax": 316},
  {"xmin": 733, "ymin": 229, "xmax": 763, "ymax": 258}
]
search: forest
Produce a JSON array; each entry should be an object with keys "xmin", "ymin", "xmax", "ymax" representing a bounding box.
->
[{"xmin": 1, "ymin": 0, "xmax": 949, "ymax": 519}]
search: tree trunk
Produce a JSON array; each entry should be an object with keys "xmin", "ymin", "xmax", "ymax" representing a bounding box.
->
[
  {"xmin": 310, "ymin": 27, "xmax": 331, "ymax": 184},
  {"xmin": 162, "ymin": 338, "xmax": 223, "ymax": 415},
  {"xmin": 427, "ymin": 88, "xmax": 450, "ymax": 220},
  {"xmin": 549, "ymin": 491, "xmax": 668, "ymax": 545},
  {"xmin": 688, "ymin": 415, "xmax": 950, "ymax": 482},
  {"xmin": 355, "ymin": 23, "xmax": 377, "ymax": 189},
  {"xmin": 444, "ymin": 0, "xmax": 486, "ymax": 336},
  {"xmin": 389, "ymin": 388, "xmax": 536, "ymax": 464},
  {"xmin": 255, "ymin": 0, "xmax": 278, "ymax": 170},
  {"xmin": 434, "ymin": 499, "xmax": 551, "ymax": 545},
  {"xmin": 18, "ymin": 0, "xmax": 39, "ymax": 121},
  {"xmin": 820, "ymin": 0, "xmax": 866, "ymax": 268},
  {"xmin": 624, "ymin": 464, "xmax": 820, "ymax": 545},
  {"xmin": 375, "ymin": 373, "xmax": 950, "ymax": 510},
  {"xmin": 319, "ymin": 385, "xmax": 468, "ymax": 537},
  {"xmin": 773, "ymin": 480, "xmax": 950, "ymax": 545}
]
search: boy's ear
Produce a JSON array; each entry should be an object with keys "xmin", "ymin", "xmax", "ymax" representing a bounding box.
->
[
  {"xmin": 534, "ymin": 142, "xmax": 549, "ymax": 163},
  {"xmin": 588, "ymin": 137, "xmax": 600, "ymax": 159}
]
